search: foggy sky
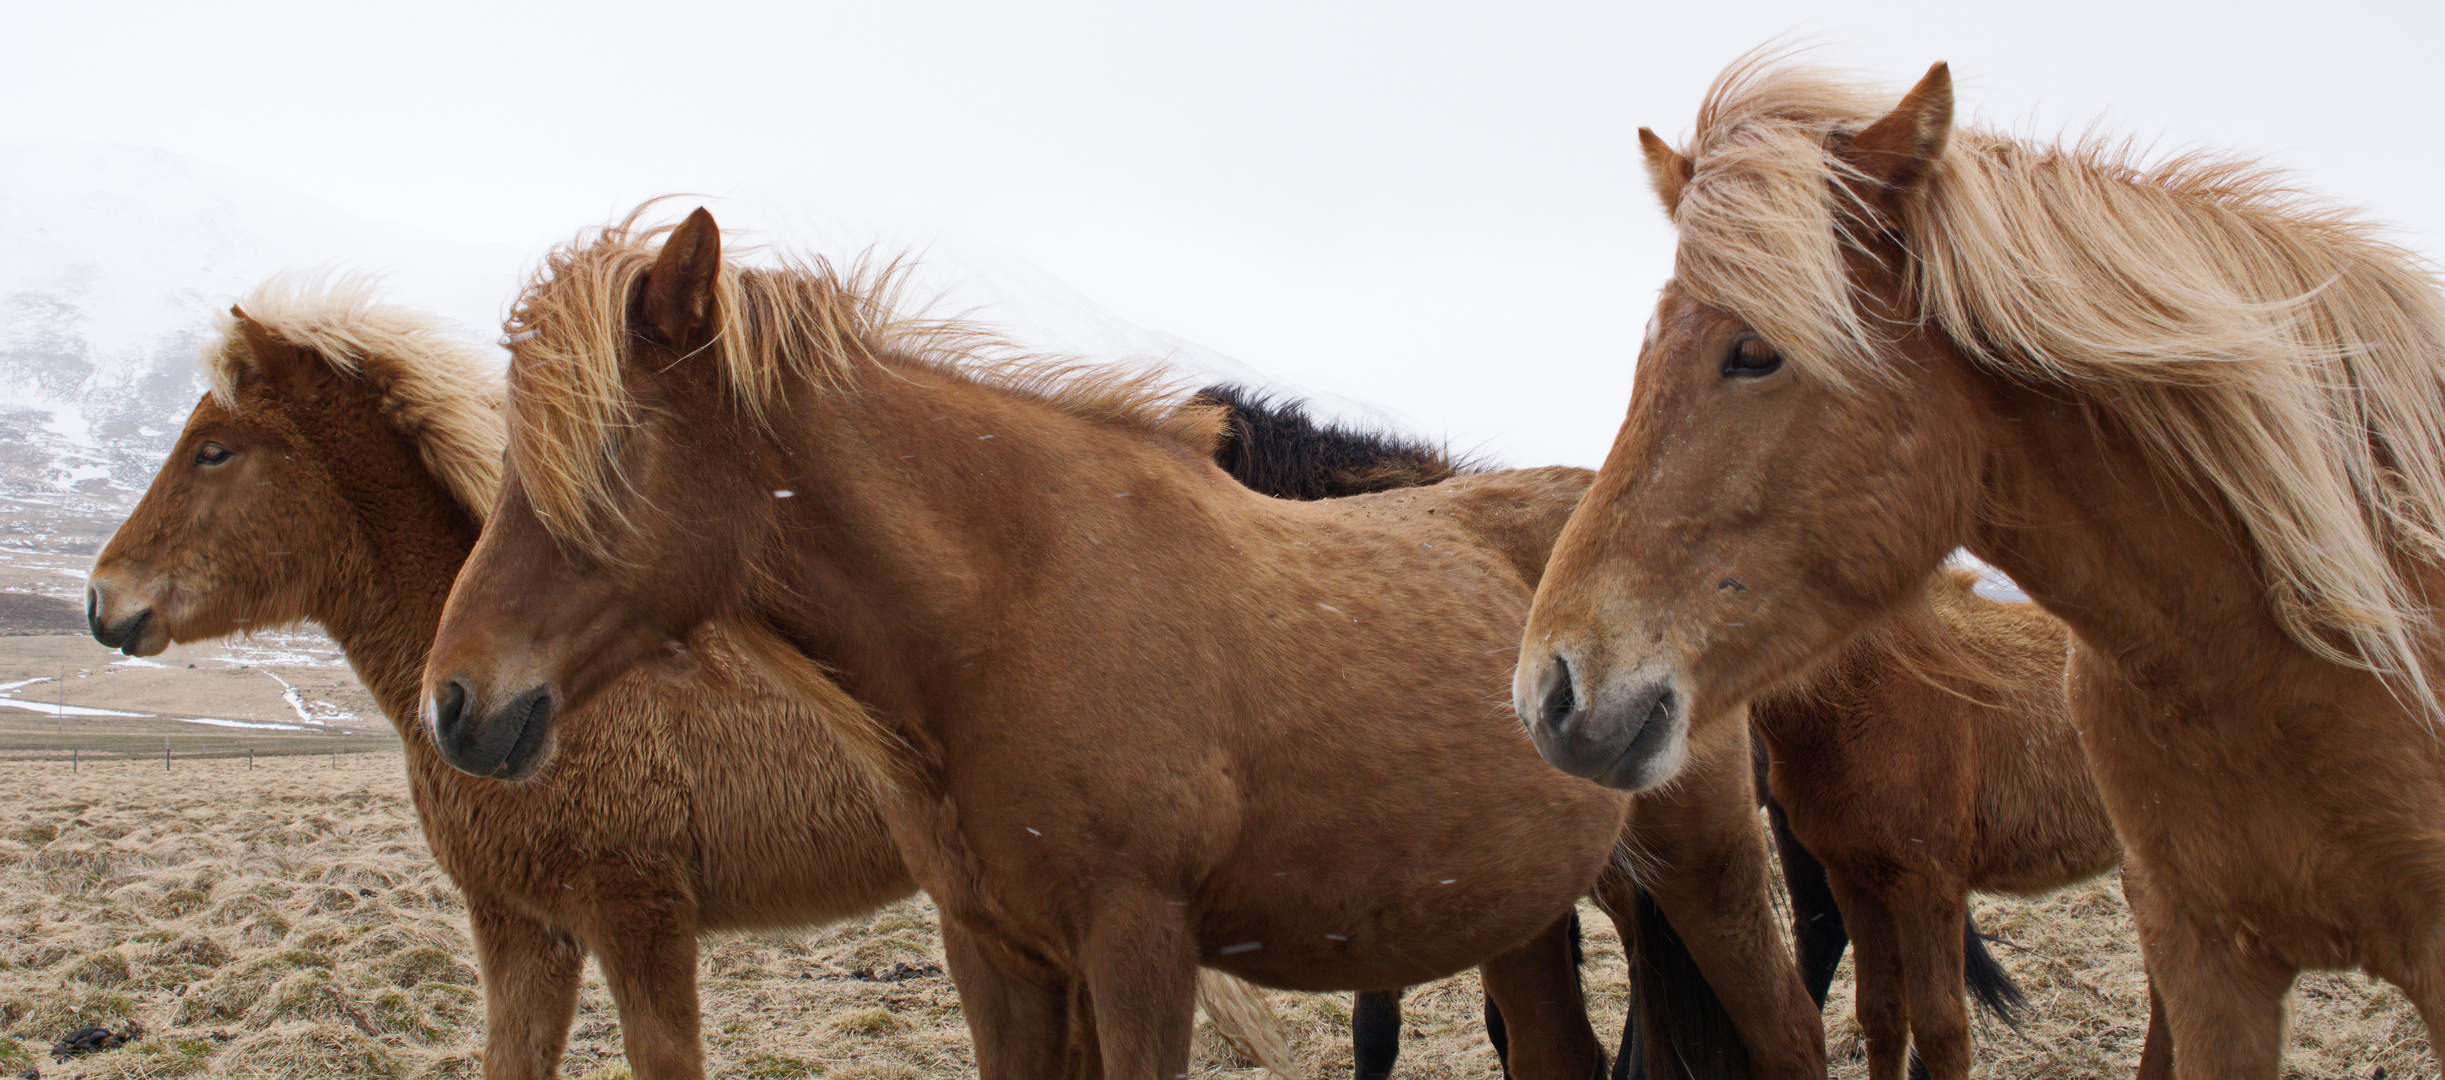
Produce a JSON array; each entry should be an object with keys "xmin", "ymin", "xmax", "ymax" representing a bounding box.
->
[{"xmin": 11, "ymin": 0, "xmax": 2442, "ymax": 466}]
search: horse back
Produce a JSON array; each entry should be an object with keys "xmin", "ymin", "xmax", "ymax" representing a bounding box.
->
[{"xmin": 1314, "ymin": 465, "xmax": 1594, "ymax": 590}]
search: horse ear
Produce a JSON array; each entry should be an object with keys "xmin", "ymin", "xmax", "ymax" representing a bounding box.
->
[
  {"xmin": 1847, "ymin": 62, "xmax": 1952, "ymax": 194},
  {"xmin": 1639, "ymin": 128, "xmax": 1693, "ymax": 216},
  {"xmin": 639, "ymin": 206, "xmax": 723, "ymax": 352},
  {"xmin": 228, "ymin": 305, "xmax": 339, "ymax": 401}
]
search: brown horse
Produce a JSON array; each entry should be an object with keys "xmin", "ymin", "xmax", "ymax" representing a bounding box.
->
[
  {"xmin": 419, "ymin": 208, "xmax": 1827, "ymax": 1080},
  {"xmin": 1519, "ymin": 54, "xmax": 2445, "ymax": 1079},
  {"xmin": 83, "ymin": 280, "xmax": 1284, "ymax": 1080},
  {"xmin": 1207, "ymin": 384, "xmax": 2071, "ymax": 1080},
  {"xmin": 1756, "ymin": 569, "xmax": 2135, "ymax": 1079}
]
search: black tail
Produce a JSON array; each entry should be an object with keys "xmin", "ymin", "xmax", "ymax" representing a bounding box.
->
[
  {"xmin": 1962, "ymin": 919, "xmax": 2026, "ymax": 1028},
  {"xmin": 1193, "ymin": 383, "xmax": 1466, "ymax": 500},
  {"xmin": 1617, "ymin": 883, "xmax": 1751, "ymax": 1080}
]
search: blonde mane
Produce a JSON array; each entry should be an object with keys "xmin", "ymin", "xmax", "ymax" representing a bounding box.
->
[
  {"xmin": 1664, "ymin": 54, "xmax": 2445, "ymax": 714},
  {"xmin": 503, "ymin": 207, "xmax": 1221, "ymax": 563},
  {"xmin": 205, "ymin": 275, "xmax": 506, "ymax": 521}
]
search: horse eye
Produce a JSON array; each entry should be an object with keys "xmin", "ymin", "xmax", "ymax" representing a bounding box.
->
[
  {"xmin": 194, "ymin": 443, "xmax": 233, "ymax": 466},
  {"xmin": 1721, "ymin": 336, "xmax": 1784, "ymax": 378}
]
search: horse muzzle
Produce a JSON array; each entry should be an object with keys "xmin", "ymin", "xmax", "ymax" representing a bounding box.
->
[
  {"xmin": 428, "ymin": 676, "xmax": 559, "ymax": 780},
  {"xmin": 1516, "ymin": 650, "xmax": 1689, "ymax": 792},
  {"xmin": 86, "ymin": 581, "xmax": 168, "ymax": 657}
]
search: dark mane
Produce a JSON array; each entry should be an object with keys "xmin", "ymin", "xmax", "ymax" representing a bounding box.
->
[{"xmin": 1195, "ymin": 384, "xmax": 1471, "ymax": 500}]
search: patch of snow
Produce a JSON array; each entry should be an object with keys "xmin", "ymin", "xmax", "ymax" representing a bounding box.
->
[
  {"xmin": 258, "ymin": 668, "xmax": 317, "ymax": 724},
  {"xmin": 175, "ymin": 717, "xmax": 306, "ymax": 731},
  {"xmin": 0, "ymin": 695, "xmax": 144, "ymax": 717}
]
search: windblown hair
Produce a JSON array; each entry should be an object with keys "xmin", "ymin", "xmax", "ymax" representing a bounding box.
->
[
  {"xmin": 1192, "ymin": 383, "xmax": 1469, "ymax": 499},
  {"xmin": 204, "ymin": 275, "xmax": 506, "ymax": 520},
  {"xmin": 503, "ymin": 207, "xmax": 1221, "ymax": 563},
  {"xmin": 1665, "ymin": 54, "xmax": 2445, "ymax": 713}
]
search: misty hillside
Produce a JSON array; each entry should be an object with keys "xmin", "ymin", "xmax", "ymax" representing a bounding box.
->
[
  {"xmin": 0, "ymin": 139, "xmax": 522, "ymax": 512},
  {"xmin": 0, "ymin": 139, "xmax": 1389, "ymax": 591}
]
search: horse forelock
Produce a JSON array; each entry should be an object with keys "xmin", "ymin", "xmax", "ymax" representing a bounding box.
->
[
  {"xmin": 1669, "ymin": 50, "xmax": 2445, "ymax": 716},
  {"xmin": 503, "ymin": 204, "xmax": 1225, "ymax": 564},
  {"xmin": 205, "ymin": 274, "xmax": 506, "ymax": 523}
]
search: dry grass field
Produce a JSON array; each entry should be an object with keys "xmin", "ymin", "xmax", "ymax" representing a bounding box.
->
[{"xmin": 0, "ymin": 749, "xmax": 2427, "ymax": 1080}]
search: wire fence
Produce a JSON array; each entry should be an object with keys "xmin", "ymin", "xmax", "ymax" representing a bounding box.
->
[{"xmin": 0, "ymin": 733, "xmax": 400, "ymax": 767}]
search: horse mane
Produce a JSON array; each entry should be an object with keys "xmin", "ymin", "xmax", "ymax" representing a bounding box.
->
[
  {"xmin": 1192, "ymin": 383, "xmax": 1471, "ymax": 499},
  {"xmin": 1668, "ymin": 52, "xmax": 2445, "ymax": 712},
  {"xmin": 505, "ymin": 206, "xmax": 1223, "ymax": 561},
  {"xmin": 204, "ymin": 275, "xmax": 506, "ymax": 521}
]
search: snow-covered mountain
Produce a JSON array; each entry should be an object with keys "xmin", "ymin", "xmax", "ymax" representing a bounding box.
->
[{"xmin": 0, "ymin": 140, "xmax": 524, "ymax": 508}]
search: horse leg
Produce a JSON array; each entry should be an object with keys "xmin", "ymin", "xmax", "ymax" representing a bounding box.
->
[
  {"xmin": 1353, "ymin": 989, "xmax": 1406, "ymax": 1080},
  {"xmin": 468, "ymin": 894, "xmax": 585, "ymax": 1080},
  {"xmin": 1077, "ymin": 901, "xmax": 1200, "ymax": 1078},
  {"xmin": 1827, "ymin": 881, "xmax": 1910, "ymax": 1080},
  {"xmin": 1622, "ymin": 721, "xmax": 1826, "ymax": 1080},
  {"xmin": 1766, "ymin": 793, "xmax": 1849, "ymax": 1007},
  {"xmin": 944, "ymin": 919, "xmax": 1081, "ymax": 1080},
  {"xmin": 2128, "ymin": 883, "xmax": 2290, "ymax": 1080},
  {"xmin": 2135, "ymin": 985, "xmax": 2172, "ymax": 1080},
  {"xmin": 2380, "ymin": 954, "xmax": 2445, "ymax": 1078},
  {"xmin": 1480, "ymin": 910, "xmax": 1608, "ymax": 1080},
  {"xmin": 1889, "ymin": 880, "xmax": 1973, "ymax": 1080},
  {"xmin": 587, "ymin": 896, "xmax": 704, "ymax": 1080}
]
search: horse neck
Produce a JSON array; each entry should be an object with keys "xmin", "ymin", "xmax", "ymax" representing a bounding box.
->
[
  {"xmin": 1967, "ymin": 377, "xmax": 2349, "ymax": 699},
  {"xmin": 755, "ymin": 364, "xmax": 1230, "ymax": 712},
  {"xmin": 307, "ymin": 443, "xmax": 480, "ymax": 734}
]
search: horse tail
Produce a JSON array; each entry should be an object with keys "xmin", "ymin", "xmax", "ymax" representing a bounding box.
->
[
  {"xmin": 1961, "ymin": 917, "xmax": 2027, "ymax": 1029},
  {"xmin": 1198, "ymin": 969, "xmax": 1302, "ymax": 1079},
  {"xmin": 1620, "ymin": 881, "xmax": 1750, "ymax": 1080}
]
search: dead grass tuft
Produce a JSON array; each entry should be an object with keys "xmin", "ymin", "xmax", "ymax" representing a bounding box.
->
[{"xmin": 0, "ymin": 753, "xmax": 2427, "ymax": 1078}]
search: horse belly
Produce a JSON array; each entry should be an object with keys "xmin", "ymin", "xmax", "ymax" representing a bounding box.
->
[{"xmin": 1195, "ymin": 779, "xmax": 1625, "ymax": 992}]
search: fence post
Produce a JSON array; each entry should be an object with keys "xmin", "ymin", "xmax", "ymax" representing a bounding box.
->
[{"xmin": 165, "ymin": 736, "xmax": 171, "ymax": 772}]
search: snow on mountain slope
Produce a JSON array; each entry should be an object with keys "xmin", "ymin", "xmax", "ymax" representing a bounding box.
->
[{"xmin": 0, "ymin": 139, "xmax": 524, "ymax": 511}]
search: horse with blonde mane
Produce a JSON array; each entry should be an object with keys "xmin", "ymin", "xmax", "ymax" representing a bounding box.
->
[
  {"xmin": 419, "ymin": 208, "xmax": 1833, "ymax": 1079},
  {"xmin": 84, "ymin": 280, "xmax": 1290, "ymax": 1080},
  {"xmin": 1518, "ymin": 54, "xmax": 2445, "ymax": 1078}
]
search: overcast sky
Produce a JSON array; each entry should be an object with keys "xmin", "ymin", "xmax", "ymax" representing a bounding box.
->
[{"xmin": 11, "ymin": 0, "xmax": 2445, "ymax": 467}]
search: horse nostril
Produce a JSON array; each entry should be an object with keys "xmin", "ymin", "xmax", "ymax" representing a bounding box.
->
[
  {"xmin": 1644, "ymin": 686, "xmax": 1676, "ymax": 730},
  {"xmin": 433, "ymin": 678, "xmax": 471, "ymax": 740},
  {"xmin": 1539, "ymin": 656, "xmax": 1578, "ymax": 733}
]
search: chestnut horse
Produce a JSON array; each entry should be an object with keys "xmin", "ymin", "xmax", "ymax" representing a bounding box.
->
[
  {"xmin": 1756, "ymin": 569, "xmax": 2140, "ymax": 1079},
  {"xmin": 84, "ymin": 281, "xmax": 1285, "ymax": 1080},
  {"xmin": 1207, "ymin": 385, "xmax": 2066, "ymax": 1080},
  {"xmin": 1519, "ymin": 54, "xmax": 2445, "ymax": 1078},
  {"xmin": 421, "ymin": 209, "xmax": 1825, "ymax": 1080}
]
